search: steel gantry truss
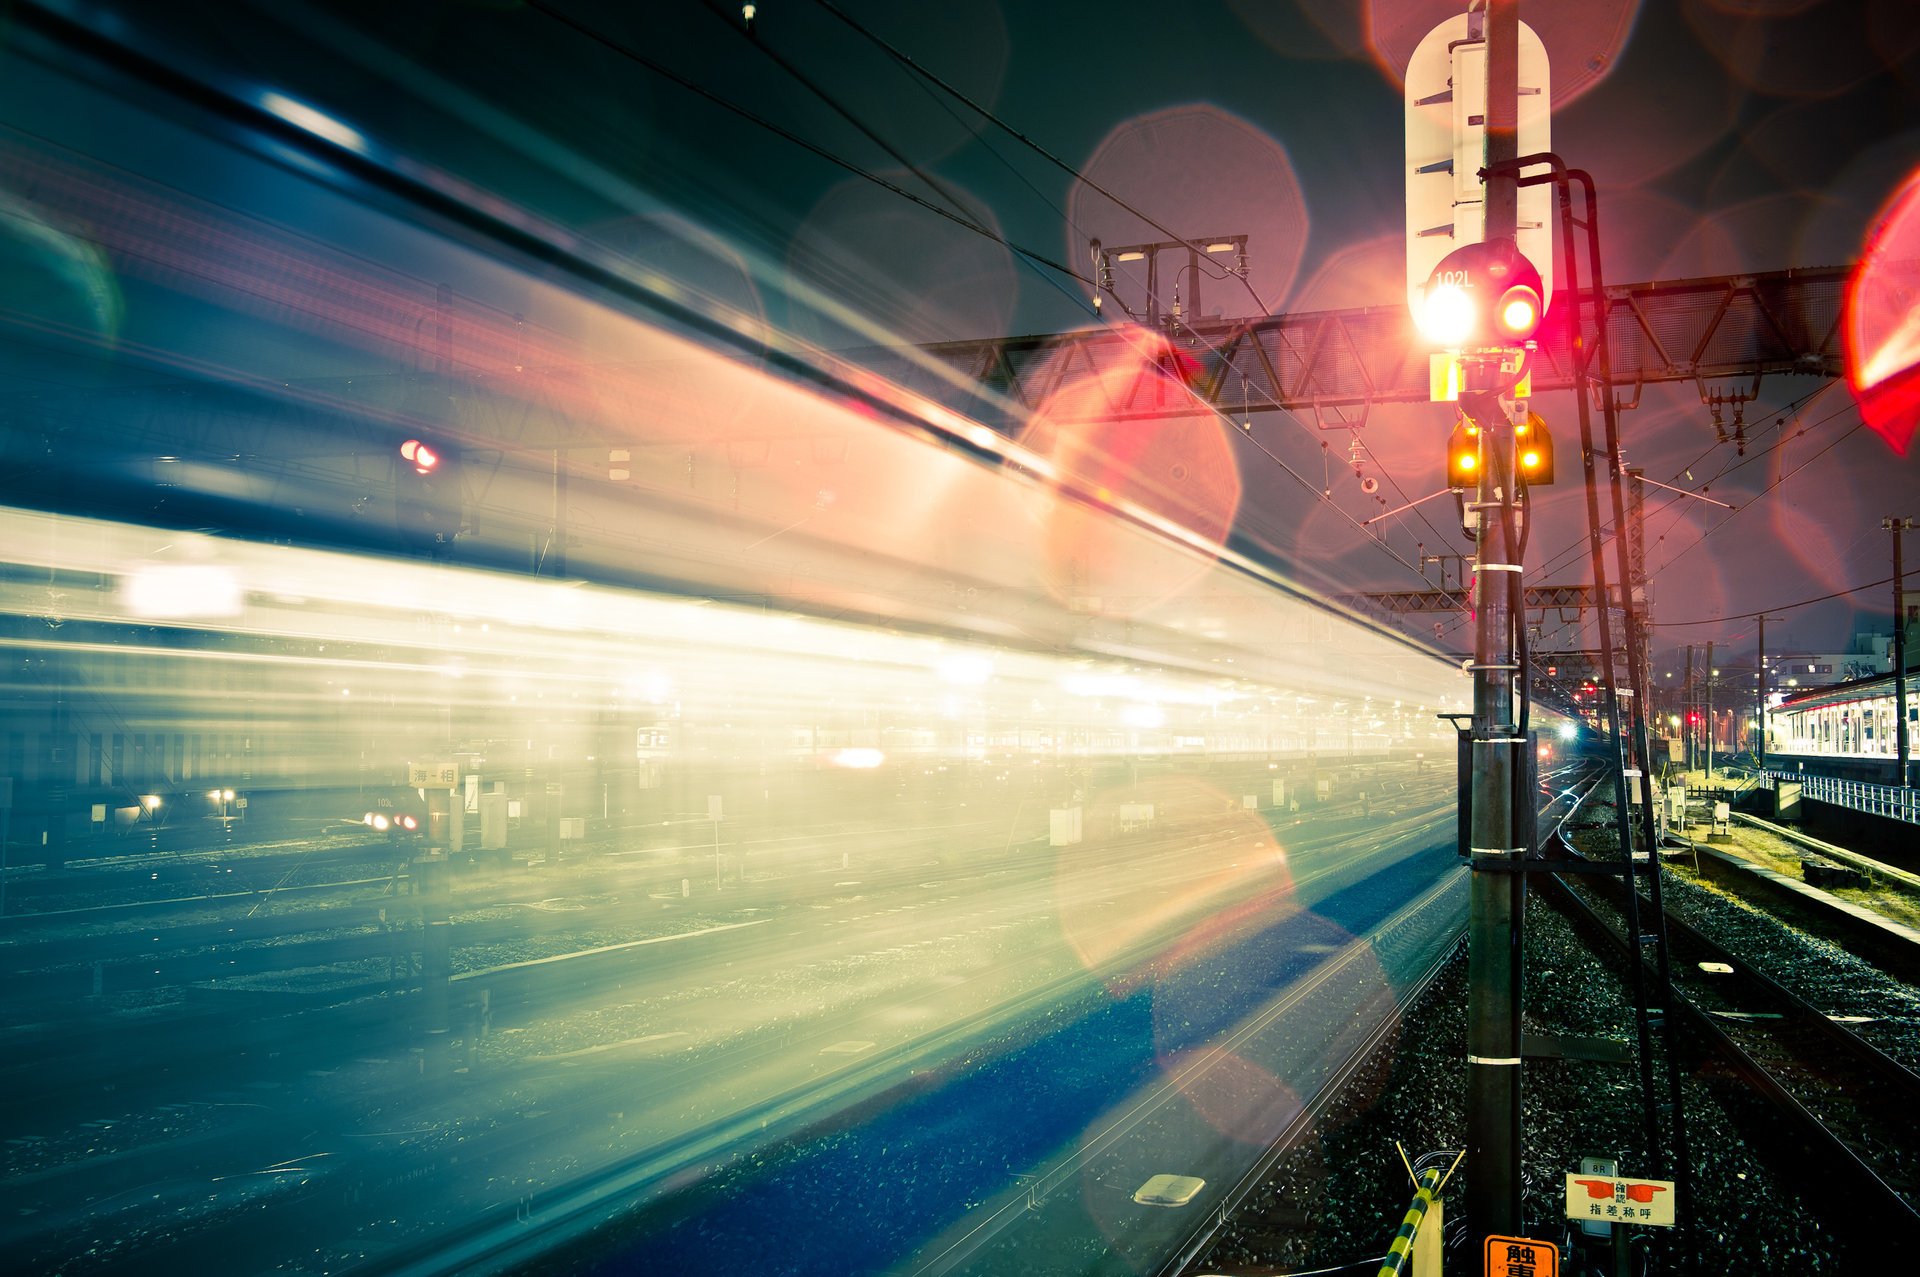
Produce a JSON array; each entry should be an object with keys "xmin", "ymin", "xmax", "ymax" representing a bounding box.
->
[
  {"xmin": 1332, "ymin": 582, "xmax": 1600, "ymax": 617},
  {"xmin": 867, "ymin": 265, "xmax": 1846, "ymax": 425},
  {"xmin": 3, "ymin": 269, "xmax": 1848, "ymax": 470}
]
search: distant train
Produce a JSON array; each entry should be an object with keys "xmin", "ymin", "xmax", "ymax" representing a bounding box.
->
[{"xmin": 1765, "ymin": 668, "xmax": 1920, "ymax": 785}]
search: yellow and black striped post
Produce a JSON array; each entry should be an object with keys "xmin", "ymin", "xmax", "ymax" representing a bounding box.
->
[{"xmin": 1377, "ymin": 1164, "xmax": 1445, "ymax": 1277}]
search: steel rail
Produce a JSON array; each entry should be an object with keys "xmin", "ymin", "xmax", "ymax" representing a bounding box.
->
[
  {"xmin": 1536, "ymin": 818, "xmax": 1920, "ymax": 1248},
  {"xmin": 1153, "ymin": 762, "xmax": 1609, "ymax": 1277}
]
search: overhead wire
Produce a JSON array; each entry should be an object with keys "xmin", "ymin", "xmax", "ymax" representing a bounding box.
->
[
  {"xmin": 1519, "ymin": 382, "xmax": 1835, "ymax": 594},
  {"xmin": 1651, "ymin": 574, "xmax": 1896, "ymax": 628},
  {"xmin": 793, "ymin": 0, "xmax": 1472, "ymax": 566},
  {"xmin": 1426, "ymin": 384, "xmax": 1856, "ymax": 654},
  {"xmin": 532, "ymin": 0, "xmax": 1436, "ymax": 589},
  {"xmin": 700, "ymin": 0, "xmax": 1439, "ymax": 585},
  {"xmin": 807, "ymin": 0, "xmax": 1270, "ymax": 311},
  {"xmin": 521, "ymin": 0, "xmax": 1091, "ymax": 287}
]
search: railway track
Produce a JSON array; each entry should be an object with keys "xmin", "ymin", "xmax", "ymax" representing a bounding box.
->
[
  {"xmin": 1147, "ymin": 759, "xmax": 1609, "ymax": 1277},
  {"xmin": 1537, "ymin": 797, "xmax": 1920, "ymax": 1252}
]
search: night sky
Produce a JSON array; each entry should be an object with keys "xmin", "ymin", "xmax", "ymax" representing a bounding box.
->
[{"xmin": 22, "ymin": 0, "xmax": 1920, "ymax": 670}]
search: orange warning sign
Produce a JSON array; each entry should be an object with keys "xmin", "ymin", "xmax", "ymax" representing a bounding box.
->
[{"xmin": 1484, "ymin": 1234, "xmax": 1558, "ymax": 1277}]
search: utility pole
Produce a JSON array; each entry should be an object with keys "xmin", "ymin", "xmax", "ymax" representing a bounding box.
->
[
  {"xmin": 1704, "ymin": 641, "xmax": 1715, "ymax": 781},
  {"xmin": 1684, "ymin": 644, "xmax": 1695, "ymax": 772},
  {"xmin": 1757, "ymin": 616, "xmax": 1768, "ymax": 768},
  {"xmin": 1406, "ymin": 1, "xmax": 1550, "ymax": 1250},
  {"xmin": 1888, "ymin": 516, "xmax": 1913, "ymax": 788},
  {"xmin": 1463, "ymin": 0, "xmax": 1524, "ymax": 1248}
]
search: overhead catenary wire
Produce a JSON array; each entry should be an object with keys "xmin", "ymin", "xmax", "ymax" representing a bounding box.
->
[
  {"xmin": 714, "ymin": 0, "xmax": 1439, "ymax": 583},
  {"xmin": 1650, "ymin": 574, "xmax": 1896, "ymax": 628},
  {"xmin": 807, "ymin": 0, "xmax": 1270, "ymax": 313},
  {"xmin": 532, "ymin": 0, "xmax": 1436, "ymax": 591},
  {"xmin": 1425, "ymin": 386, "xmax": 1858, "ymax": 652},
  {"xmin": 522, "ymin": 0, "xmax": 1092, "ymax": 288}
]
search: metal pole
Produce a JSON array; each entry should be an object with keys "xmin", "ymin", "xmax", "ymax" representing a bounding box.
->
[
  {"xmin": 1464, "ymin": 379, "xmax": 1523, "ymax": 1247},
  {"xmin": 1684, "ymin": 644, "xmax": 1695, "ymax": 773},
  {"xmin": 1758, "ymin": 615, "xmax": 1767, "ymax": 769},
  {"xmin": 1889, "ymin": 517, "xmax": 1912, "ymax": 788},
  {"xmin": 1465, "ymin": 1, "xmax": 1523, "ymax": 1250},
  {"xmin": 1705, "ymin": 641, "xmax": 1715, "ymax": 781}
]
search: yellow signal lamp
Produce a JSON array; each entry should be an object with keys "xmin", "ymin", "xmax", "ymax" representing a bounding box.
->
[
  {"xmin": 1446, "ymin": 418, "xmax": 1480, "ymax": 490},
  {"xmin": 1515, "ymin": 411, "xmax": 1556, "ymax": 485}
]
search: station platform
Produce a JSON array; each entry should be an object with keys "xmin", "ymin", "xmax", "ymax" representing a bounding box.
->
[{"xmin": 1661, "ymin": 774, "xmax": 1920, "ymax": 979}]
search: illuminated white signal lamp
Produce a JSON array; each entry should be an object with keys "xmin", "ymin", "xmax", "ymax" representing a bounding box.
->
[{"xmin": 1420, "ymin": 278, "xmax": 1479, "ymax": 348}]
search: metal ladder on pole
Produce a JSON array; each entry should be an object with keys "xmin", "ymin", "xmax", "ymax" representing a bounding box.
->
[{"xmin": 1504, "ymin": 154, "xmax": 1694, "ymax": 1257}]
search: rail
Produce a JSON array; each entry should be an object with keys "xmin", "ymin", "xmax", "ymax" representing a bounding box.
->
[
  {"xmin": 1152, "ymin": 762, "xmax": 1609, "ymax": 1277},
  {"xmin": 1539, "ymin": 808, "xmax": 1920, "ymax": 1260},
  {"xmin": 1762, "ymin": 770, "xmax": 1920, "ymax": 825}
]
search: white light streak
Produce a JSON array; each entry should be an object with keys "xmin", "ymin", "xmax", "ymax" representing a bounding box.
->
[{"xmin": 258, "ymin": 92, "xmax": 369, "ymax": 154}]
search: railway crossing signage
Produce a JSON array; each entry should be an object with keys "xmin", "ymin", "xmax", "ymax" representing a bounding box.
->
[
  {"xmin": 1483, "ymin": 1234, "xmax": 1557, "ymax": 1277},
  {"xmin": 1564, "ymin": 1173, "xmax": 1676, "ymax": 1226},
  {"xmin": 408, "ymin": 761, "xmax": 459, "ymax": 789}
]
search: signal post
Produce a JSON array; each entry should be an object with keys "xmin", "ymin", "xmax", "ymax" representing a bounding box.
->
[
  {"xmin": 1407, "ymin": 0, "xmax": 1545, "ymax": 1251},
  {"xmin": 1462, "ymin": 363, "xmax": 1527, "ymax": 1246}
]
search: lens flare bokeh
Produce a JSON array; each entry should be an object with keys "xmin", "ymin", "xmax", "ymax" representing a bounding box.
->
[{"xmin": 1845, "ymin": 167, "xmax": 1920, "ymax": 454}]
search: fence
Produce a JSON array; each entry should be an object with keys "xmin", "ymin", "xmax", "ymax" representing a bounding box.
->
[{"xmin": 1764, "ymin": 770, "xmax": 1920, "ymax": 825}]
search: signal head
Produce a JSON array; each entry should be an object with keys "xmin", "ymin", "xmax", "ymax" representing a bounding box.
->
[
  {"xmin": 400, "ymin": 438, "xmax": 440, "ymax": 474},
  {"xmin": 1417, "ymin": 236, "xmax": 1546, "ymax": 349}
]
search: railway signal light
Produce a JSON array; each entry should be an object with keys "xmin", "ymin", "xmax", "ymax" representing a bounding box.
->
[
  {"xmin": 1447, "ymin": 418, "xmax": 1479, "ymax": 489},
  {"xmin": 400, "ymin": 438, "xmax": 440, "ymax": 474},
  {"xmin": 1515, "ymin": 411, "xmax": 1555, "ymax": 484},
  {"xmin": 1415, "ymin": 236, "xmax": 1546, "ymax": 349},
  {"xmin": 395, "ymin": 435, "xmax": 461, "ymax": 558},
  {"xmin": 1446, "ymin": 412, "xmax": 1555, "ymax": 488}
]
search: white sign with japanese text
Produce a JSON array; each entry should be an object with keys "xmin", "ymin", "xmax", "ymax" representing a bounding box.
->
[{"xmin": 1564, "ymin": 1173, "xmax": 1675, "ymax": 1227}]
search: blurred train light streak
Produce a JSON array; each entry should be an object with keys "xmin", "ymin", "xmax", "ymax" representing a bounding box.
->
[
  {"xmin": 121, "ymin": 562, "xmax": 244, "ymax": 618},
  {"xmin": 936, "ymin": 653, "xmax": 994, "ymax": 685},
  {"xmin": 828, "ymin": 748, "xmax": 886, "ymax": 769},
  {"xmin": 257, "ymin": 91, "xmax": 369, "ymax": 155}
]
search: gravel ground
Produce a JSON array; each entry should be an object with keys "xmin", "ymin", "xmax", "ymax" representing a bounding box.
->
[{"xmin": 1185, "ymin": 797, "xmax": 1901, "ymax": 1275}]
